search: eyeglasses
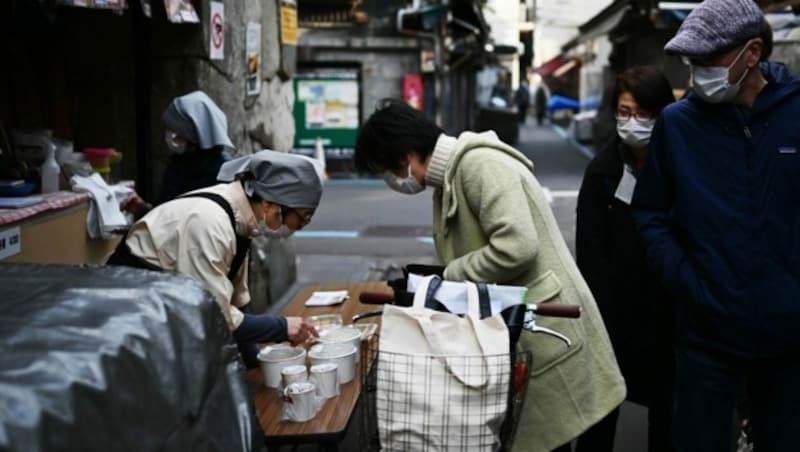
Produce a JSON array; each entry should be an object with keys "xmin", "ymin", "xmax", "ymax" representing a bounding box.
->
[
  {"xmin": 615, "ymin": 110, "xmax": 655, "ymax": 122},
  {"xmin": 281, "ymin": 206, "xmax": 314, "ymax": 226}
]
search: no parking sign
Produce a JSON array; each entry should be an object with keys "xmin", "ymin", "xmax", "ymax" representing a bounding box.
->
[{"xmin": 209, "ymin": 1, "xmax": 224, "ymax": 60}]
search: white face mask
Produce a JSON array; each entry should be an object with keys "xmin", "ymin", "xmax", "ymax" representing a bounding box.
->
[
  {"xmin": 617, "ymin": 117, "xmax": 655, "ymax": 147},
  {"xmin": 690, "ymin": 40, "xmax": 752, "ymax": 104},
  {"xmin": 251, "ymin": 205, "xmax": 294, "ymax": 239},
  {"xmin": 165, "ymin": 130, "xmax": 188, "ymax": 153},
  {"xmin": 383, "ymin": 165, "xmax": 425, "ymax": 195}
]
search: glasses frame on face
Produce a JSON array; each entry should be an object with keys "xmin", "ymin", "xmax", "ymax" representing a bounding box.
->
[
  {"xmin": 615, "ymin": 109, "xmax": 655, "ymax": 122},
  {"xmin": 280, "ymin": 206, "xmax": 313, "ymax": 227}
]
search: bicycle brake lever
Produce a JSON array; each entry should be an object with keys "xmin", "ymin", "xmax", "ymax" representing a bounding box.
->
[
  {"xmin": 524, "ymin": 310, "xmax": 572, "ymax": 347},
  {"xmin": 525, "ymin": 323, "xmax": 572, "ymax": 347}
]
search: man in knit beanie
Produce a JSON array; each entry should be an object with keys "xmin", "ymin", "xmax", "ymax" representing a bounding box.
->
[{"xmin": 632, "ymin": 0, "xmax": 800, "ymax": 450}]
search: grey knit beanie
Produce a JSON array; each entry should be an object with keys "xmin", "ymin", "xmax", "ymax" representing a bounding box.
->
[{"xmin": 664, "ymin": 0, "xmax": 764, "ymax": 59}]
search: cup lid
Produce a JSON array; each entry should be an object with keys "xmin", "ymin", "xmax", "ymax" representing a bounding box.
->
[
  {"xmin": 310, "ymin": 362, "xmax": 338, "ymax": 373},
  {"xmin": 309, "ymin": 342, "xmax": 357, "ymax": 359},
  {"xmin": 258, "ymin": 345, "xmax": 305, "ymax": 362},
  {"xmin": 281, "ymin": 365, "xmax": 307, "ymax": 376},
  {"xmin": 319, "ymin": 325, "xmax": 361, "ymax": 343},
  {"xmin": 285, "ymin": 381, "xmax": 315, "ymax": 394}
]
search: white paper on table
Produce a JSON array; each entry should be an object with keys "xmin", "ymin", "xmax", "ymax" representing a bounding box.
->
[
  {"xmin": 304, "ymin": 290, "xmax": 349, "ymax": 307},
  {"xmin": 407, "ymin": 274, "xmax": 527, "ymax": 315}
]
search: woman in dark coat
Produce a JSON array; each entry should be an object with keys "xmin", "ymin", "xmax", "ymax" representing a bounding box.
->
[{"xmin": 573, "ymin": 66, "xmax": 676, "ymax": 452}]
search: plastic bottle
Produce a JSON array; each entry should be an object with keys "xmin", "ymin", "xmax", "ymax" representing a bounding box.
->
[{"xmin": 40, "ymin": 141, "xmax": 60, "ymax": 194}]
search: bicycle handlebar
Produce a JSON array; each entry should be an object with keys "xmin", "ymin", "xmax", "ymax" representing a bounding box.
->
[
  {"xmin": 359, "ymin": 292, "xmax": 395, "ymax": 305},
  {"xmin": 530, "ymin": 304, "xmax": 582, "ymax": 318},
  {"xmin": 360, "ymin": 292, "xmax": 581, "ymax": 318}
]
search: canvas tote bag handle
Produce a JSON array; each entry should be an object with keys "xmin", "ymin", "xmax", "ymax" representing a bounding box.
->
[{"xmin": 411, "ymin": 275, "xmax": 491, "ymax": 388}]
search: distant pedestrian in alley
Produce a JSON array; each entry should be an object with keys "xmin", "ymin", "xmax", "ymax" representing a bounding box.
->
[
  {"xmin": 354, "ymin": 98, "xmax": 625, "ymax": 452},
  {"xmin": 632, "ymin": 0, "xmax": 800, "ymax": 450},
  {"xmin": 515, "ymin": 78, "xmax": 531, "ymax": 124},
  {"xmin": 575, "ymin": 66, "xmax": 676, "ymax": 452},
  {"xmin": 534, "ymin": 84, "xmax": 548, "ymax": 126}
]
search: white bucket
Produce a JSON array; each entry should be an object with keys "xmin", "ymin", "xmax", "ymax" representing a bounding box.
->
[
  {"xmin": 257, "ymin": 345, "xmax": 307, "ymax": 388},
  {"xmin": 308, "ymin": 343, "xmax": 358, "ymax": 384},
  {"xmin": 319, "ymin": 325, "xmax": 362, "ymax": 363}
]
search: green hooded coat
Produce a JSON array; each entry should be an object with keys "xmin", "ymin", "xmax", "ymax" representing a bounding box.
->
[{"xmin": 433, "ymin": 131, "xmax": 626, "ymax": 451}]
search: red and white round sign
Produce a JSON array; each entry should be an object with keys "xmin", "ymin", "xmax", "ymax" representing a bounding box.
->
[{"xmin": 211, "ymin": 13, "xmax": 224, "ymax": 50}]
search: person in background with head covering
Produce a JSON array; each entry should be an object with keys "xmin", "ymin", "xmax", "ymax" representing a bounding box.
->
[
  {"xmin": 631, "ymin": 0, "xmax": 800, "ymax": 449},
  {"xmin": 108, "ymin": 150, "xmax": 322, "ymax": 367},
  {"xmin": 121, "ymin": 91, "xmax": 237, "ymax": 220},
  {"xmin": 158, "ymin": 90, "xmax": 235, "ymax": 205}
]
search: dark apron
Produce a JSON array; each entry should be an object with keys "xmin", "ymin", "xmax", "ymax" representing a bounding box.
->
[{"xmin": 107, "ymin": 192, "xmax": 252, "ymax": 283}]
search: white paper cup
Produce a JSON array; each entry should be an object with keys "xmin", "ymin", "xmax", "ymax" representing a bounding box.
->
[
  {"xmin": 283, "ymin": 382, "xmax": 317, "ymax": 422},
  {"xmin": 281, "ymin": 365, "xmax": 308, "ymax": 388},
  {"xmin": 308, "ymin": 343, "xmax": 358, "ymax": 384},
  {"xmin": 310, "ymin": 363, "xmax": 339, "ymax": 398}
]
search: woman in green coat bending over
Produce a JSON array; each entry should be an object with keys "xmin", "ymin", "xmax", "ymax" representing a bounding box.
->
[{"xmin": 354, "ymin": 99, "xmax": 625, "ymax": 452}]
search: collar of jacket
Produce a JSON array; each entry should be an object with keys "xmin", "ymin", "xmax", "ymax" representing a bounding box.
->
[
  {"xmin": 425, "ymin": 134, "xmax": 457, "ymax": 189},
  {"xmin": 686, "ymin": 61, "xmax": 800, "ymax": 120},
  {"xmin": 229, "ymin": 181, "xmax": 259, "ymax": 236},
  {"xmin": 439, "ymin": 131, "xmax": 534, "ymax": 225}
]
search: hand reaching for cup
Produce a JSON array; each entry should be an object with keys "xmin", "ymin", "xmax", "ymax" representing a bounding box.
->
[{"xmin": 286, "ymin": 317, "xmax": 318, "ymax": 346}]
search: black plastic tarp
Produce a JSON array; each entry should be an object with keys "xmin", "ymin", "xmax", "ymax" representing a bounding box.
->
[{"xmin": 0, "ymin": 264, "xmax": 263, "ymax": 452}]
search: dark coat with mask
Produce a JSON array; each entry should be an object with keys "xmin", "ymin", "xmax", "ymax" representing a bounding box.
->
[
  {"xmin": 632, "ymin": 62, "xmax": 800, "ymax": 358},
  {"xmin": 577, "ymin": 138, "xmax": 674, "ymax": 406},
  {"xmin": 157, "ymin": 146, "xmax": 229, "ymax": 205}
]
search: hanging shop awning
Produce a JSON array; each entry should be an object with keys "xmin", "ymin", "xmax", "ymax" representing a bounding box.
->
[{"xmin": 533, "ymin": 54, "xmax": 580, "ymax": 77}]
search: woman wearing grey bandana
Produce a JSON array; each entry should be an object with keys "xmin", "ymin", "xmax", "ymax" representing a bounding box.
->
[{"xmin": 109, "ymin": 150, "xmax": 324, "ymax": 367}]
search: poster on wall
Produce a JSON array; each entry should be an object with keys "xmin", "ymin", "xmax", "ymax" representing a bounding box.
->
[
  {"xmin": 280, "ymin": 0, "xmax": 298, "ymax": 46},
  {"xmin": 420, "ymin": 50, "xmax": 435, "ymax": 74},
  {"xmin": 297, "ymin": 79, "xmax": 359, "ymax": 130},
  {"xmin": 209, "ymin": 1, "xmax": 224, "ymax": 60},
  {"xmin": 245, "ymin": 22, "xmax": 262, "ymax": 96},
  {"xmin": 403, "ymin": 74, "xmax": 423, "ymax": 110},
  {"xmin": 164, "ymin": 0, "xmax": 199, "ymax": 23},
  {"xmin": 57, "ymin": 0, "xmax": 128, "ymax": 10}
]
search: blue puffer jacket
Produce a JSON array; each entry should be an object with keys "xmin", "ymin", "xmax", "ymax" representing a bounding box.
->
[{"xmin": 632, "ymin": 62, "xmax": 800, "ymax": 358}]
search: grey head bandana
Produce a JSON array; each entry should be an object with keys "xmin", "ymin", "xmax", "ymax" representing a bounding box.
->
[
  {"xmin": 217, "ymin": 150, "xmax": 323, "ymax": 209},
  {"xmin": 162, "ymin": 90, "xmax": 235, "ymax": 150}
]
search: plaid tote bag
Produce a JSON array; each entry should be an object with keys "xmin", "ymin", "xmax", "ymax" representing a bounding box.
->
[{"xmin": 377, "ymin": 275, "xmax": 511, "ymax": 451}]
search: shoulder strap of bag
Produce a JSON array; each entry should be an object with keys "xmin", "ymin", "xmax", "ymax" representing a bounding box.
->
[
  {"xmin": 178, "ymin": 192, "xmax": 252, "ymax": 283},
  {"xmin": 475, "ymin": 283, "xmax": 492, "ymax": 319},
  {"xmin": 417, "ymin": 275, "xmax": 492, "ymax": 318},
  {"xmin": 411, "ymin": 276, "xmax": 494, "ymax": 388}
]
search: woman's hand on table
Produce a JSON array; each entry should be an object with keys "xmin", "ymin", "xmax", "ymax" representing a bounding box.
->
[{"xmin": 286, "ymin": 317, "xmax": 318, "ymax": 346}]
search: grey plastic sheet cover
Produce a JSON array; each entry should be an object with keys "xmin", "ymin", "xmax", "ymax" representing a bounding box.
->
[{"xmin": 0, "ymin": 264, "xmax": 264, "ymax": 452}]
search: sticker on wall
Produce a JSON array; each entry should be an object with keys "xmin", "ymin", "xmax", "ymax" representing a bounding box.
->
[
  {"xmin": 209, "ymin": 1, "xmax": 224, "ymax": 60},
  {"xmin": 280, "ymin": 0, "xmax": 298, "ymax": 46},
  {"xmin": 57, "ymin": 0, "xmax": 128, "ymax": 10},
  {"xmin": 246, "ymin": 22, "xmax": 262, "ymax": 96},
  {"xmin": 140, "ymin": 0, "xmax": 151, "ymax": 17},
  {"xmin": 164, "ymin": 0, "xmax": 199, "ymax": 23}
]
